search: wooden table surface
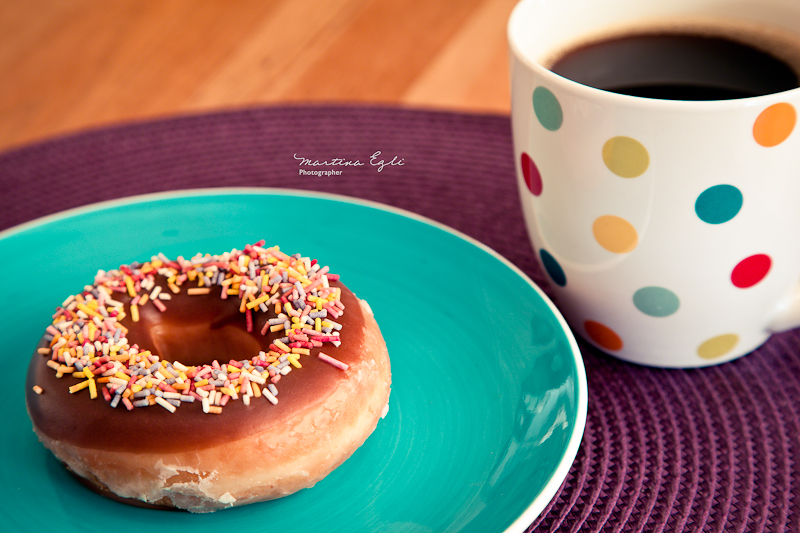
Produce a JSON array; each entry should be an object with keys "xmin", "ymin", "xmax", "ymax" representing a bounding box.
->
[{"xmin": 0, "ymin": 0, "xmax": 517, "ymax": 153}]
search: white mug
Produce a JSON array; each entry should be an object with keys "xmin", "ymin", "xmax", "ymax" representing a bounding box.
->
[{"xmin": 509, "ymin": 0, "xmax": 800, "ymax": 367}]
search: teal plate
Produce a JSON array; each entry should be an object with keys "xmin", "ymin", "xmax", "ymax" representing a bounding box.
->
[{"xmin": 0, "ymin": 189, "xmax": 586, "ymax": 533}]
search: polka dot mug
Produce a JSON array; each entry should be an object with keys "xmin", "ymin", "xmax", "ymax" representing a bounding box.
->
[{"xmin": 509, "ymin": 0, "xmax": 800, "ymax": 367}]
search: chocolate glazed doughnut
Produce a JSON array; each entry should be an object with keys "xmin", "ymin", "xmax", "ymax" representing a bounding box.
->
[{"xmin": 25, "ymin": 242, "xmax": 391, "ymax": 513}]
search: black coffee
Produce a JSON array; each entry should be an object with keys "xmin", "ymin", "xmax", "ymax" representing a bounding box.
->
[{"xmin": 549, "ymin": 31, "xmax": 800, "ymax": 100}]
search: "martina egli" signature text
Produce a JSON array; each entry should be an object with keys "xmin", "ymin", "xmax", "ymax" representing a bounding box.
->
[{"xmin": 294, "ymin": 151, "xmax": 404, "ymax": 175}]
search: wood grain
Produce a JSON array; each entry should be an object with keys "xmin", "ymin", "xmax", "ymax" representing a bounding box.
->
[{"xmin": 0, "ymin": 0, "xmax": 517, "ymax": 152}]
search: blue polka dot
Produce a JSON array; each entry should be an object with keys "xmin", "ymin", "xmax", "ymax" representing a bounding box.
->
[
  {"xmin": 633, "ymin": 286, "xmax": 680, "ymax": 317},
  {"xmin": 540, "ymin": 249, "xmax": 566, "ymax": 286},
  {"xmin": 533, "ymin": 87, "xmax": 563, "ymax": 131},
  {"xmin": 695, "ymin": 184, "xmax": 743, "ymax": 224}
]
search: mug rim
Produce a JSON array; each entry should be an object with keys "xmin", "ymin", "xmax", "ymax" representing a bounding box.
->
[{"xmin": 507, "ymin": 0, "xmax": 800, "ymax": 109}]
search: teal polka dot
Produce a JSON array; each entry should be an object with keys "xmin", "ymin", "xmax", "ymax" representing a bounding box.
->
[
  {"xmin": 540, "ymin": 249, "xmax": 566, "ymax": 286},
  {"xmin": 633, "ymin": 286, "xmax": 680, "ymax": 317},
  {"xmin": 533, "ymin": 86, "xmax": 563, "ymax": 131},
  {"xmin": 695, "ymin": 184, "xmax": 743, "ymax": 224}
]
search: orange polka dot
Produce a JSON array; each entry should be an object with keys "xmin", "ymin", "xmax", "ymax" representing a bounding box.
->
[
  {"xmin": 753, "ymin": 102, "xmax": 796, "ymax": 147},
  {"xmin": 584, "ymin": 320, "xmax": 623, "ymax": 351},
  {"xmin": 592, "ymin": 215, "xmax": 638, "ymax": 253}
]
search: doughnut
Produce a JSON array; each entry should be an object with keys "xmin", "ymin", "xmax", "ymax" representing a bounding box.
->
[{"xmin": 25, "ymin": 241, "xmax": 391, "ymax": 513}]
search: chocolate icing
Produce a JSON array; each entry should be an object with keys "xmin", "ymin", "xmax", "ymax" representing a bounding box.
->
[{"xmin": 25, "ymin": 281, "xmax": 365, "ymax": 454}]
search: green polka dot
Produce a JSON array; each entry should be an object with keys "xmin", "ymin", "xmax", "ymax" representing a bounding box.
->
[
  {"xmin": 633, "ymin": 286, "xmax": 680, "ymax": 317},
  {"xmin": 533, "ymin": 86, "xmax": 563, "ymax": 131},
  {"xmin": 602, "ymin": 136, "xmax": 649, "ymax": 178}
]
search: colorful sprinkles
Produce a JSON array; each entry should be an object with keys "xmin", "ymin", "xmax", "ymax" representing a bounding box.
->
[{"xmin": 35, "ymin": 241, "xmax": 348, "ymax": 415}]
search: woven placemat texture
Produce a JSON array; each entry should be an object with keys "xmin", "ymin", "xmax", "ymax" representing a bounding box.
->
[{"xmin": 2, "ymin": 105, "xmax": 799, "ymax": 532}]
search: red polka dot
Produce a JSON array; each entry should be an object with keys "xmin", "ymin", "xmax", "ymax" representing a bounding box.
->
[
  {"xmin": 521, "ymin": 152, "xmax": 542, "ymax": 196},
  {"xmin": 731, "ymin": 254, "xmax": 771, "ymax": 288}
]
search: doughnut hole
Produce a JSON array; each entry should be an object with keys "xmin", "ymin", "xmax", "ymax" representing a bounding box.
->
[{"xmin": 150, "ymin": 324, "xmax": 263, "ymax": 367}]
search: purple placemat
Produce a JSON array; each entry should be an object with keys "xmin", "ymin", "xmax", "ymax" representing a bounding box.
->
[{"xmin": 2, "ymin": 104, "xmax": 799, "ymax": 532}]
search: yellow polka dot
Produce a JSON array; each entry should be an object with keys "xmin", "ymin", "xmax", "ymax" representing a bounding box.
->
[
  {"xmin": 753, "ymin": 103, "xmax": 795, "ymax": 147},
  {"xmin": 697, "ymin": 334, "xmax": 739, "ymax": 359},
  {"xmin": 592, "ymin": 215, "xmax": 638, "ymax": 253},
  {"xmin": 602, "ymin": 136, "xmax": 649, "ymax": 178}
]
